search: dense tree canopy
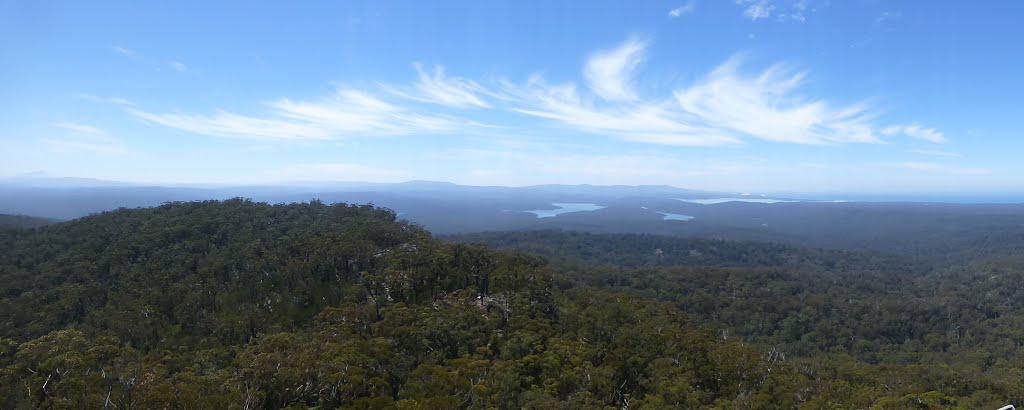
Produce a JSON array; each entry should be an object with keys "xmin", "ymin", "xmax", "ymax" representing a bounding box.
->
[
  {"xmin": 0, "ymin": 214, "xmax": 58, "ymax": 229},
  {"xmin": 1, "ymin": 200, "xmax": 1021, "ymax": 408}
]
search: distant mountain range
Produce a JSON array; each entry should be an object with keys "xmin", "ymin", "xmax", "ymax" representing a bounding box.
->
[
  {"xmin": 0, "ymin": 175, "xmax": 736, "ymax": 220},
  {"xmin": 4, "ymin": 175, "xmax": 1024, "ymax": 258}
]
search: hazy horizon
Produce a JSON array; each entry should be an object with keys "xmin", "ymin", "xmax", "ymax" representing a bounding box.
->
[{"xmin": 6, "ymin": 171, "xmax": 1024, "ymax": 205}]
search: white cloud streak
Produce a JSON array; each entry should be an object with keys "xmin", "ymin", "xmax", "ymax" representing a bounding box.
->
[
  {"xmin": 170, "ymin": 61, "xmax": 187, "ymax": 72},
  {"xmin": 738, "ymin": 0, "xmax": 775, "ymax": 20},
  {"xmin": 911, "ymin": 149, "xmax": 961, "ymax": 158},
  {"xmin": 43, "ymin": 124, "xmax": 129, "ymax": 155},
  {"xmin": 583, "ymin": 38, "xmax": 646, "ymax": 101},
  {"xmin": 876, "ymin": 11, "xmax": 902, "ymax": 24},
  {"xmin": 502, "ymin": 75, "xmax": 739, "ymax": 146},
  {"xmin": 507, "ymin": 40, "xmax": 887, "ymax": 145},
  {"xmin": 54, "ymin": 122, "xmax": 106, "ymax": 135},
  {"xmin": 384, "ymin": 63, "xmax": 490, "ymax": 108},
  {"xmin": 77, "ymin": 94, "xmax": 135, "ymax": 106},
  {"xmin": 674, "ymin": 56, "xmax": 880, "ymax": 144},
  {"xmin": 668, "ymin": 1, "xmax": 696, "ymax": 17},
  {"xmin": 737, "ymin": 0, "xmax": 811, "ymax": 22},
  {"xmin": 110, "ymin": 45, "xmax": 136, "ymax": 57},
  {"xmin": 130, "ymin": 88, "xmax": 470, "ymax": 140},
  {"xmin": 125, "ymin": 37, "xmax": 938, "ymax": 149},
  {"xmin": 500, "ymin": 39, "xmax": 739, "ymax": 146},
  {"xmin": 881, "ymin": 123, "xmax": 947, "ymax": 143},
  {"xmin": 130, "ymin": 109, "xmax": 332, "ymax": 140}
]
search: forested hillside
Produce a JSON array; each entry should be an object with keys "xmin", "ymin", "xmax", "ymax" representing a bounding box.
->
[
  {"xmin": 455, "ymin": 230, "xmax": 1024, "ymax": 408},
  {"xmin": 448, "ymin": 230, "xmax": 931, "ymax": 274},
  {"xmin": 0, "ymin": 214, "xmax": 58, "ymax": 229},
  {"xmin": 1, "ymin": 201, "xmax": 1022, "ymax": 408}
]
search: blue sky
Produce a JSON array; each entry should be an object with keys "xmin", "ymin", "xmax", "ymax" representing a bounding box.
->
[{"xmin": 2, "ymin": 0, "xmax": 1022, "ymax": 192}]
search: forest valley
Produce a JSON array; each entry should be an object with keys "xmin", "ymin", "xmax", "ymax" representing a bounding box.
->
[{"xmin": 2, "ymin": 199, "xmax": 1024, "ymax": 409}]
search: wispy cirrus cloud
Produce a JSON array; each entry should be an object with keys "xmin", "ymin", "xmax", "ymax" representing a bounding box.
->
[
  {"xmin": 130, "ymin": 109, "xmax": 332, "ymax": 140},
  {"xmin": 738, "ymin": 0, "xmax": 775, "ymax": 20},
  {"xmin": 271, "ymin": 89, "xmax": 466, "ymax": 133},
  {"xmin": 501, "ymin": 39, "xmax": 739, "ymax": 146},
  {"xmin": 674, "ymin": 56, "xmax": 879, "ymax": 144},
  {"xmin": 737, "ymin": 0, "xmax": 811, "ymax": 22},
  {"xmin": 110, "ymin": 45, "xmax": 136, "ymax": 57},
  {"xmin": 125, "ymin": 37, "xmax": 940, "ymax": 149},
  {"xmin": 505, "ymin": 39, "xmax": 885, "ymax": 145},
  {"xmin": 911, "ymin": 149, "xmax": 962, "ymax": 158},
  {"xmin": 583, "ymin": 37, "xmax": 646, "ymax": 101},
  {"xmin": 108, "ymin": 44, "xmax": 191, "ymax": 75},
  {"xmin": 383, "ymin": 63, "xmax": 490, "ymax": 108},
  {"xmin": 876, "ymin": 11, "xmax": 902, "ymax": 24},
  {"xmin": 881, "ymin": 123, "xmax": 947, "ymax": 143},
  {"xmin": 77, "ymin": 93, "xmax": 135, "ymax": 106},
  {"xmin": 502, "ymin": 74, "xmax": 739, "ymax": 146},
  {"xmin": 46, "ymin": 122, "xmax": 130, "ymax": 155},
  {"xmin": 54, "ymin": 122, "xmax": 106, "ymax": 135},
  {"xmin": 130, "ymin": 87, "xmax": 473, "ymax": 140},
  {"xmin": 668, "ymin": 1, "xmax": 697, "ymax": 18}
]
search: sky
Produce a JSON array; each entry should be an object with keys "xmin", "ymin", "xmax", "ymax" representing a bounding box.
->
[{"xmin": 2, "ymin": 0, "xmax": 1023, "ymax": 192}]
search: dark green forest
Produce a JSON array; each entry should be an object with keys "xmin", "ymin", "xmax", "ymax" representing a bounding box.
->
[
  {"xmin": 0, "ymin": 214, "xmax": 58, "ymax": 230},
  {"xmin": 2, "ymin": 200, "xmax": 1023, "ymax": 409}
]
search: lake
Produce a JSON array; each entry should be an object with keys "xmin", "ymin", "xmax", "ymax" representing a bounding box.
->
[
  {"xmin": 524, "ymin": 203, "xmax": 606, "ymax": 218},
  {"xmin": 658, "ymin": 212, "xmax": 694, "ymax": 221},
  {"xmin": 677, "ymin": 198, "xmax": 797, "ymax": 204}
]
